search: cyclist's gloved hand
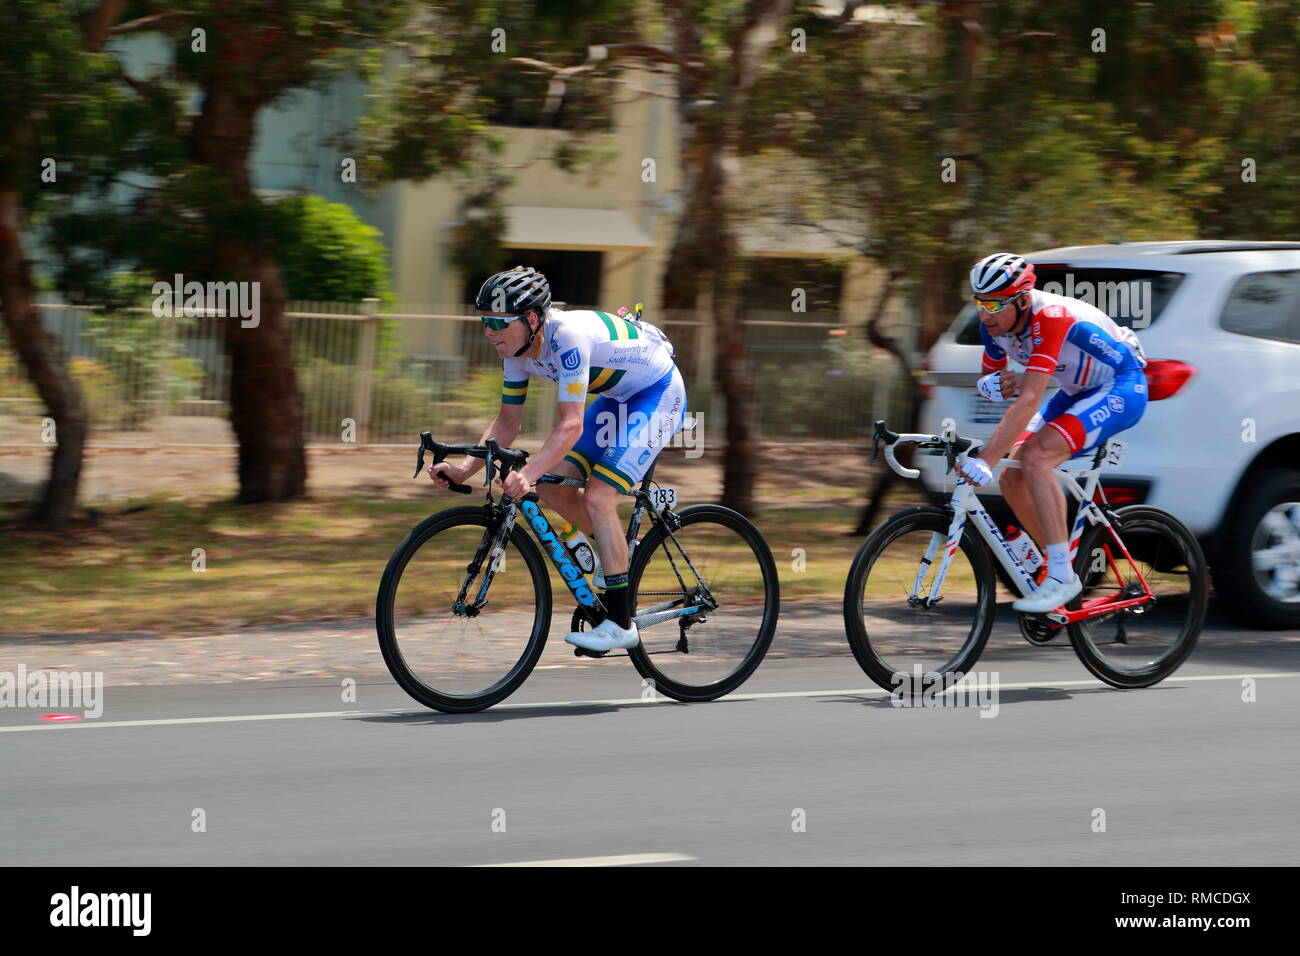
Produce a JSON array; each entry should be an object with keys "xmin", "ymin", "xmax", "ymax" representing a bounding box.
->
[
  {"xmin": 959, "ymin": 456, "xmax": 993, "ymax": 486},
  {"xmin": 977, "ymin": 372, "xmax": 1006, "ymax": 402}
]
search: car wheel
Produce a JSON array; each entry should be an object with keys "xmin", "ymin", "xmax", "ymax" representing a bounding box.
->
[{"xmin": 1212, "ymin": 468, "xmax": 1300, "ymax": 629}]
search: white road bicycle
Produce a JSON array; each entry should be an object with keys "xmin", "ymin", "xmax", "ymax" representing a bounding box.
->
[{"xmin": 843, "ymin": 421, "xmax": 1208, "ymax": 692}]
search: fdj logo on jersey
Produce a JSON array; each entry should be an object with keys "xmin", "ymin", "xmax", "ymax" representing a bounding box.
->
[{"xmin": 520, "ymin": 500, "xmax": 596, "ymax": 605}]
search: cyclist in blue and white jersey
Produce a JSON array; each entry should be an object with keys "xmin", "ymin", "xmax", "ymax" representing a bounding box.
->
[
  {"xmin": 955, "ymin": 253, "xmax": 1149, "ymax": 614},
  {"xmin": 428, "ymin": 266, "xmax": 686, "ymax": 652}
]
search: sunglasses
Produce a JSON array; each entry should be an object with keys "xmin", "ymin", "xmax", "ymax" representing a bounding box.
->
[
  {"xmin": 973, "ymin": 293, "xmax": 1024, "ymax": 314},
  {"xmin": 481, "ymin": 313, "xmax": 523, "ymax": 331}
]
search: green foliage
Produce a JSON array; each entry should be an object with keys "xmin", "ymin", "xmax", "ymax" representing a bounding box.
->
[
  {"xmin": 0, "ymin": 1, "xmax": 131, "ymax": 206},
  {"xmin": 451, "ymin": 365, "xmax": 510, "ymax": 418},
  {"xmin": 39, "ymin": 2, "xmax": 413, "ymax": 305},
  {"xmin": 297, "ymin": 357, "xmax": 431, "ymax": 440},
  {"xmin": 80, "ymin": 309, "xmax": 207, "ymax": 428},
  {"xmin": 746, "ymin": 0, "xmax": 1300, "ymax": 352},
  {"xmin": 272, "ymin": 195, "xmax": 395, "ymax": 303},
  {"xmin": 364, "ymin": 0, "xmax": 640, "ymax": 183},
  {"xmin": 68, "ymin": 357, "xmax": 138, "ymax": 429}
]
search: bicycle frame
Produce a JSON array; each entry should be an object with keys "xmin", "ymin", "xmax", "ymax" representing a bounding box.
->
[
  {"xmin": 889, "ymin": 434, "xmax": 1155, "ymax": 628},
  {"xmin": 458, "ymin": 473, "xmax": 713, "ymax": 632}
]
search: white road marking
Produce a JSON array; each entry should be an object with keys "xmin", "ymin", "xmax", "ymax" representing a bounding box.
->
[
  {"xmin": 2, "ymin": 671, "xmax": 1297, "ymax": 733},
  {"xmin": 472, "ymin": 852, "xmax": 695, "ymax": 867}
]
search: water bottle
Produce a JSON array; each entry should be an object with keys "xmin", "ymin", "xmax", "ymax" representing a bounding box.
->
[
  {"xmin": 1005, "ymin": 525, "xmax": 1043, "ymax": 573},
  {"xmin": 559, "ymin": 522, "xmax": 596, "ymax": 574}
]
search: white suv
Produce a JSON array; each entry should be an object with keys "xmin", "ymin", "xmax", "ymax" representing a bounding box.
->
[{"xmin": 918, "ymin": 240, "xmax": 1300, "ymax": 629}]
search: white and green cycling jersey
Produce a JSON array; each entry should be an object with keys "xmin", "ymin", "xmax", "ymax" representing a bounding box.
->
[{"xmin": 500, "ymin": 307, "xmax": 676, "ymax": 406}]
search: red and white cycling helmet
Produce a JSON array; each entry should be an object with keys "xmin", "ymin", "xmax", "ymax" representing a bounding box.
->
[{"xmin": 970, "ymin": 252, "xmax": 1036, "ymax": 298}]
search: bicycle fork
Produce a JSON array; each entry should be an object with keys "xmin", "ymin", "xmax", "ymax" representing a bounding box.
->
[
  {"xmin": 910, "ymin": 487, "xmax": 973, "ymax": 608},
  {"xmin": 453, "ymin": 505, "xmax": 518, "ymax": 616}
]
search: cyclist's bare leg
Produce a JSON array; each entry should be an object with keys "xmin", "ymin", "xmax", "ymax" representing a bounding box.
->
[
  {"xmin": 533, "ymin": 459, "xmax": 593, "ymax": 536},
  {"xmin": 582, "ymin": 479, "xmax": 629, "ymax": 575},
  {"xmin": 1018, "ymin": 427, "xmax": 1074, "ymax": 548},
  {"xmin": 999, "ymin": 444, "xmax": 1047, "ymax": 550}
]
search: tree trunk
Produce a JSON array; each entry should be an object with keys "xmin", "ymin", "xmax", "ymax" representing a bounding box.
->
[
  {"xmin": 709, "ymin": 222, "xmax": 757, "ymax": 515},
  {"xmin": 191, "ymin": 89, "xmax": 306, "ymax": 502},
  {"xmin": 0, "ymin": 186, "xmax": 88, "ymax": 526},
  {"xmin": 853, "ymin": 269, "xmax": 916, "ymax": 536},
  {"xmin": 658, "ymin": 0, "xmax": 792, "ymax": 516}
]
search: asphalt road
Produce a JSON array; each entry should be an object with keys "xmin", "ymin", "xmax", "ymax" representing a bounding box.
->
[{"xmin": 3, "ymin": 616, "xmax": 1297, "ymax": 867}]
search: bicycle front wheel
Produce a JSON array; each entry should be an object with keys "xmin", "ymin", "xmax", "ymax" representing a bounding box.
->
[
  {"xmin": 1068, "ymin": 505, "xmax": 1207, "ymax": 688},
  {"xmin": 627, "ymin": 504, "xmax": 779, "ymax": 702},
  {"xmin": 376, "ymin": 506, "xmax": 552, "ymax": 713},
  {"xmin": 843, "ymin": 506, "xmax": 996, "ymax": 693}
]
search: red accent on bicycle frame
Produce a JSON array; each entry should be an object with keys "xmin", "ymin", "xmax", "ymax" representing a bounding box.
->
[{"xmin": 1046, "ymin": 522, "xmax": 1154, "ymax": 626}]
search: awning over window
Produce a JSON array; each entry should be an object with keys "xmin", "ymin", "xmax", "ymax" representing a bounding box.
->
[{"xmin": 503, "ymin": 206, "xmax": 654, "ymax": 251}]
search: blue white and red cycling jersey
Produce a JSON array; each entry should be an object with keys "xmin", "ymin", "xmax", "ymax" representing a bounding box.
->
[
  {"xmin": 980, "ymin": 289, "xmax": 1146, "ymax": 394},
  {"xmin": 981, "ymin": 290, "xmax": 1149, "ymax": 454}
]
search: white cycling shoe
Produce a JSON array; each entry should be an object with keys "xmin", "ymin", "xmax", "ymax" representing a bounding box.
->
[
  {"xmin": 1013, "ymin": 574, "xmax": 1083, "ymax": 614},
  {"xmin": 565, "ymin": 617, "xmax": 640, "ymax": 653}
]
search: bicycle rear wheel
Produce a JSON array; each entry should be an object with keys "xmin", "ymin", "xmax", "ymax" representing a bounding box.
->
[
  {"xmin": 376, "ymin": 506, "xmax": 551, "ymax": 712},
  {"xmin": 626, "ymin": 504, "xmax": 779, "ymax": 702},
  {"xmin": 843, "ymin": 506, "xmax": 996, "ymax": 693},
  {"xmin": 1068, "ymin": 505, "xmax": 1207, "ymax": 688}
]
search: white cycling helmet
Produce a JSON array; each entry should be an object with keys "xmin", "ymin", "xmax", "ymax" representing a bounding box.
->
[{"xmin": 970, "ymin": 252, "xmax": 1036, "ymax": 297}]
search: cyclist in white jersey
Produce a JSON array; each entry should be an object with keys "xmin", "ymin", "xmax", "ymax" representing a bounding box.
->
[
  {"xmin": 428, "ymin": 266, "xmax": 686, "ymax": 653},
  {"xmin": 955, "ymin": 253, "xmax": 1149, "ymax": 614}
]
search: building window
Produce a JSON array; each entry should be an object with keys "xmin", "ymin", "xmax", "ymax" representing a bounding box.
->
[
  {"xmin": 484, "ymin": 71, "xmax": 613, "ymax": 132},
  {"xmin": 461, "ymin": 249, "xmax": 604, "ymax": 309}
]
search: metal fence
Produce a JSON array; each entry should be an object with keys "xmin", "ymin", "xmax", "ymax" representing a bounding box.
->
[{"xmin": 0, "ymin": 299, "xmax": 912, "ymax": 447}]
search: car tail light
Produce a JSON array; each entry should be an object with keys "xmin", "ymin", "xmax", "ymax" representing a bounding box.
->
[
  {"xmin": 1143, "ymin": 360, "xmax": 1196, "ymax": 401},
  {"xmin": 1095, "ymin": 485, "xmax": 1142, "ymax": 505},
  {"xmin": 1094, "ymin": 479, "xmax": 1151, "ymax": 505}
]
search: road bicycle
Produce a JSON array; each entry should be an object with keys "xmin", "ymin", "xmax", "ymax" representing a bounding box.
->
[
  {"xmin": 843, "ymin": 421, "xmax": 1207, "ymax": 693},
  {"xmin": 376, "ymin": 432, "xmax": 780, "ymax": 712}
]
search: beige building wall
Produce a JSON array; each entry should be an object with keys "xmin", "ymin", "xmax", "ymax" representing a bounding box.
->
[
  {"xmin": 392, "ymin": 66, "xmax": 678, "ymax": 318},
  {"xmin": 385, "ymin": 67, "xmax": 899, "ymax": 364}
]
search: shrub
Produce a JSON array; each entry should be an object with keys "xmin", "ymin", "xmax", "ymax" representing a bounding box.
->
[{"xmin": 297, "ymin": 357, "xmax": 432, "ymax": 441}]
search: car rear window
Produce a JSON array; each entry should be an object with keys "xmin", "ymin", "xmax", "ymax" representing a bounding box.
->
[
  {"xmin": 1219, "ymin": 270, "xmax": 1300, "ymax": 344},
  {"xmin": 953, "ymin": 267, "xmax": 1185, "ymax": 344}
]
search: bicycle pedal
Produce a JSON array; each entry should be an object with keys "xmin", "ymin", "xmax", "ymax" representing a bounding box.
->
[{"xmin": 572, "ymin": 646, "xmax": 609, "ymax": 659}]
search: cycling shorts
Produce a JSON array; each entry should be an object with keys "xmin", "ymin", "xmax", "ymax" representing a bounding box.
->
[
  {"xmin": 563, "ymin": 367, "xmax": 686, "ymax": 493},
  {"xmin": 1015, "ymin": 368, "xmax": 1147, "ymax": 455}
]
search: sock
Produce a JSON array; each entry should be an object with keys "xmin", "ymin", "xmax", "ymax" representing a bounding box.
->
[
  {"xmin": 1045, "ymin": 543, "xmax": 1075, "ymax": 584},
  {"xmin": 602, "ymin": 572, "xmax": 631, "ymax": 629}
]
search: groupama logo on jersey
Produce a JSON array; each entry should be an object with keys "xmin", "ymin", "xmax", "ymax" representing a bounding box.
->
[
  {"xmin": 560, "ymin": 347, "xmax": 581, "ymax": 371},
  {"xmin": 1088, "ymin": 333, "xmax": 1124, "ymax": 364}
]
